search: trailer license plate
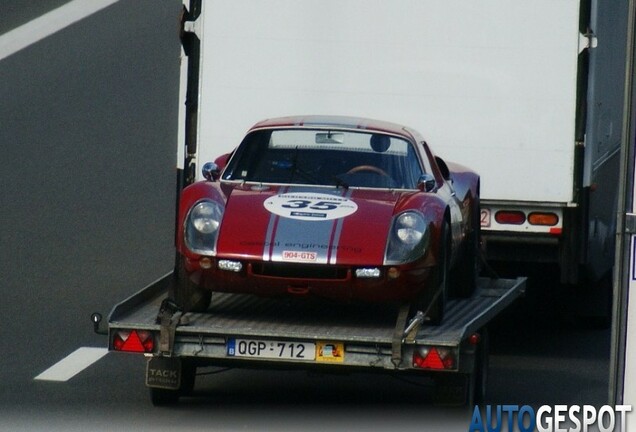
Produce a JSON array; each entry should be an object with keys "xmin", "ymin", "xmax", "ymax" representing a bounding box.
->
[{"xmin": 227, "ymin": 338, "xmax": 316, "ymax": 361}]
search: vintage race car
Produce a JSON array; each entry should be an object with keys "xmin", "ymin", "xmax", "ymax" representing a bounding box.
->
[{"xmin": 173, "ymin": 115, "xmax": 480, "ymax": 324}]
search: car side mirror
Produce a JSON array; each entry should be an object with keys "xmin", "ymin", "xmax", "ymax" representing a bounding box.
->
[
  {"xmin": 202, "ymin": 162, "xmax": 220, "ymax": 181},
  {"xmin": 417, "ymin": 173, "xmax": 436, "ymax": 192},
  {"xmin": 434, "ymin": 156, "xmax": 451, "ymax": 181}
]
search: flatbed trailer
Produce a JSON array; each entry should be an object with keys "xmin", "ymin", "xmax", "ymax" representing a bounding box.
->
[{"xmin": 105, "ymin": 274, "xmax": 525, "ymax": 405}]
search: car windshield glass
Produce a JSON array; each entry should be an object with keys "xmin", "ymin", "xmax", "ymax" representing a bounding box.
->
[{"xmin": 222, "ymin": 129, "xmax": 424, "ymax": 189}]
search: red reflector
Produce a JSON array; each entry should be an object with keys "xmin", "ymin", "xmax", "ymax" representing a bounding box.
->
[
  {"xmin": 113, "ymin": 330, "xmax": 154, "ymax": 353},
  {"xmin": 528, "ymin": 212, "xmax": 559, "ymax": 226},
  {"xmin": 468, "ymin": 333, "xmax": 481, "ymax": 345},
  {"xmin": 494, "ymin": 210, "xmax": 526, "ymax": 225},
  {"xmin": 549, "ymin": 227, "xmax": 562, "ymax": 235},
  {"xmin": 413, "ymin": 348, "xmax": 445, "ymax": 370}
]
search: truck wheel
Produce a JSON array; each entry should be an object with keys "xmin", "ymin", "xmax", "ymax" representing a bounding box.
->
[{"xmin": 171, "ymin": 257, "xmax": 212, "ymax": 312}]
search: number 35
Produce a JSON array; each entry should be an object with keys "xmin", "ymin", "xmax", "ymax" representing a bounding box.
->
[{"xmin": 282, "ymin": 200, "xmax": 339, "ymax": 211}]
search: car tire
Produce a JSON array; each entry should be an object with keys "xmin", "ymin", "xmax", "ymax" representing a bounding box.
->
[
  {"xmin": 171, "ymin": 257, "xmax": 212, "ymax": 313},
  {"xmin": 413, "ymin": 221, "xmax": 450, "ymax": 325},
  {"xmin": 453, "ymin": 200, "xmax": 479, "ymax": 298}
]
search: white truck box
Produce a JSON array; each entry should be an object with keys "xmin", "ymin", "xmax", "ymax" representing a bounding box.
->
[{"xmin": 178, "ymin": 0, "xmax": 628, "ymax": 284}]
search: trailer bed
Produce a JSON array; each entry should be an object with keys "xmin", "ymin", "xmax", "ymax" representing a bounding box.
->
[{"xmin": 109, "ymin": 274, "xmax": 525, "ymax": 370}]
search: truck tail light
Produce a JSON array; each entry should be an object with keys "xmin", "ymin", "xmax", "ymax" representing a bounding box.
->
[
  {"xmin": 494, "ymin": 210, "xmax": 526, "ymax": 225},
  {"xmin": 112, "ymin": 330, "xmax": 154, "ymax": 353},
  {"xmin": 413, "ymin": 346, "xmax": 456, "ymax": 370},
  {"xmin": 528, "ymin": 212, "xmax": 559, "ymax": 226}
]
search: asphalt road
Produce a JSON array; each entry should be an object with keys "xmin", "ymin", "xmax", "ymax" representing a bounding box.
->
[
  {"xmin": 0, "ymin": 0, "xmax": 74, "ymax": 34},
  {"xmin": 0, "ymin": 2, "xmax": 612, "ymax": 431}
]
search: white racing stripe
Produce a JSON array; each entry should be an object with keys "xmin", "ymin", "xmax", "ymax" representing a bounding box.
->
[
  {"xmin": 0, "ymin": 0, "xmax": 120, "ymax": 62},
  {"xmin": 34, "ymin": 347, "xmax": 109, "ymax": 382}
]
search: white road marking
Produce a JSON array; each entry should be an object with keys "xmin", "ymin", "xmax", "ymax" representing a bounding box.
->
[
  {"xmin": 0, "ymin": 0, "xmax": 120, "ymax": 62},
  {"xmin": 34, "ymin": 347, "xmax": 109, "ymax": 382}
]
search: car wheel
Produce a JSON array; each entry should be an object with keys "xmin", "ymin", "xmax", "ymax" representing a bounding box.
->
[
  {"xmin": 413, "ymin": 221, "xmax": 449, "ymax": 325},
  {"xmin": 171, "ymin": 256, "xmax": 212, "ymax": 313},
  {"xmin": 453, "ymin": 201, "xmax": 479, "ymax": 298}
]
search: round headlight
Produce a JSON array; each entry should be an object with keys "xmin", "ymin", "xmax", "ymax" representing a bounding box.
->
[
  {"xmin": 395, "ymin": 212, "xmax": 426, "ymax": 245},
  {"xmin": 190, "ymin": 201, "xmax": 221, "ymax": 234},
  {"xmin": 384, "ymin": 211, "xmax": 429, "ymax": 265},
  {"xmin": 184, "ymin": 200, "xmax": 224, "ymax": 255}
]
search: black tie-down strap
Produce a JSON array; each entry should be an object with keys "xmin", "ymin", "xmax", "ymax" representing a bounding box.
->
[
  {"xmin": 391, "ymin": 303, "xmax": 412, "ymax": 368},
  {"xmin": 155, "ymin": 298, "xmax": 184, "ymax": 356}
]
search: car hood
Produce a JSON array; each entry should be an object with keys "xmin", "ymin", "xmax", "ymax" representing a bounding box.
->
[{"xmin": 216, "ymin": 185, "xmax": 403, "ymax": 265}]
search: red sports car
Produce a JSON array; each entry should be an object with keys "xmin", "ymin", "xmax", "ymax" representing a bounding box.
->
[{"xmin": 173, "ymin": 116, "xmax": 480, "ymax": 324}]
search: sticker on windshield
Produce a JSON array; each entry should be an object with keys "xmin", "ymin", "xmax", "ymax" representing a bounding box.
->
[{"xmin": 264, "ymin": 192, "xmax": 358, "ymax": 221}]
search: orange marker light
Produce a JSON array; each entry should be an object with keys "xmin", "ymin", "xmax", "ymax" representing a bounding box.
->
[{"xmin": 528, "ymin": 212, "xmax": 559, "ymax": 226}]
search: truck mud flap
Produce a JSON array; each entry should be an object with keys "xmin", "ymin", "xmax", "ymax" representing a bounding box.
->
[{"xmin": 146, "ymin": 356, "xmax": 182, "ymax": 390}]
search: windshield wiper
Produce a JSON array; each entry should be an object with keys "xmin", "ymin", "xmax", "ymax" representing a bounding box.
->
[{"xmin": 332, "ymin": 175, "xmax": 349, "ymax": 190}]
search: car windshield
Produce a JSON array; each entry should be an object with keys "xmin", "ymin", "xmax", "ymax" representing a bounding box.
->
[{"xmin": 222, "ymin": 129, "xmax": 424, "ymax": 189}]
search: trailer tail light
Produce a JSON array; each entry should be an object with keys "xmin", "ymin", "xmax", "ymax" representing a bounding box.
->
[
  {"xmin": 494, "ymin": 210, "xmax": 526, "ymax": 225},
  {"xmin": 528, "ymin": 212, "xmax": 559, "ymax": 226},
  {"xmin": 112, "ymin": 330, "xmax": 155, "ymax": 353},
  {"xmin": 413, "ymin": 346, "xmax": 456, "ymax": 370}
]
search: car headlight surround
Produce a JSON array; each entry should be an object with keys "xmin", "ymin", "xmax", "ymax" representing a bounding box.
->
[
  {"xmin": 384, "ymin": 211, "xmax": 430, "ymax": 265},
  {"xmin": 184, "ymin": 200, "xmax": 224, "ymax": 255}
]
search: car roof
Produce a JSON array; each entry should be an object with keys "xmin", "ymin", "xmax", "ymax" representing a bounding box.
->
[{"xmin": 249, "ymin": 115, "xmax": 419, "ymax": 142}]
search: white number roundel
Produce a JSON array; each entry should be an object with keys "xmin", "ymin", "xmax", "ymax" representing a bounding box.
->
[{"xmin": 264, "ymin": 192, "xmax": 358, "ymax": 221}]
